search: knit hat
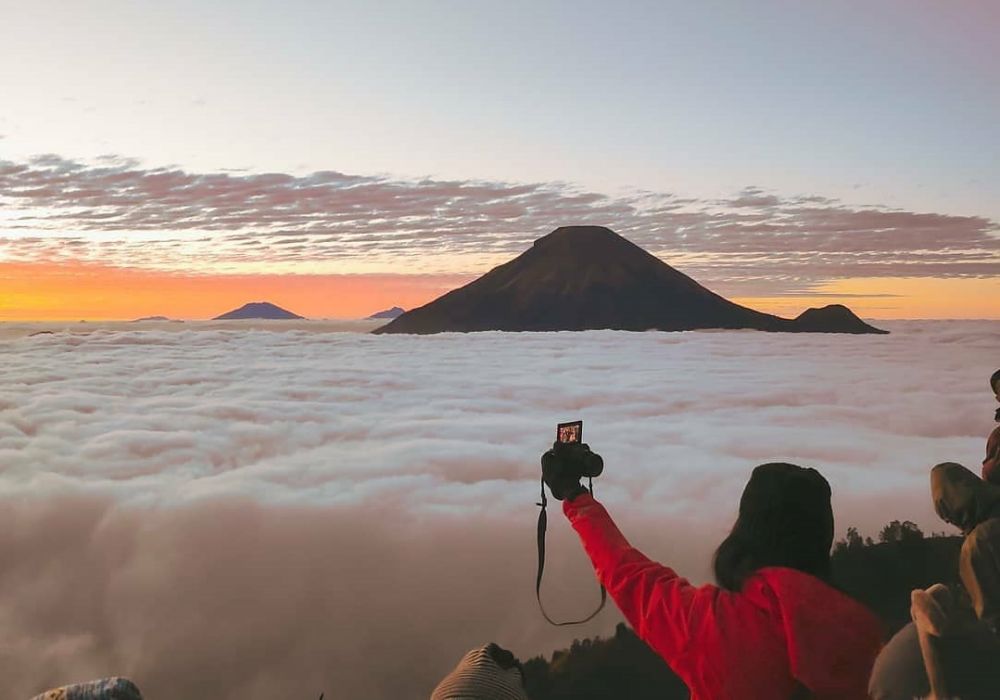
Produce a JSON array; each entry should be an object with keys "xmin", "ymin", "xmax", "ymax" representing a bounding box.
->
[
  {"xmin": 738, "ymin": 462, "xmax": 834, "ymax": 552},
  {"xmin": 431, "ymin": 645, "xmax": 529, "ymax": 700},
  {"xmin": 29, "ymin": 677, "xmax": 142, "ymax": 700},
  {"xmin": 714, "ymin": 462, "xmax": 835, "ymax": 590}
]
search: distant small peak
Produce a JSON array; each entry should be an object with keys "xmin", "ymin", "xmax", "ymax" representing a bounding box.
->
[
  {"xmin": 795, "ymin": 304, "xmax": 855, "ymax": 320},
  {"xmin": 793, "ymin": 304, "xmax": 888, "ymax": 334},
  {"xmin": 213, "ymin": 301, "xmax": 304, "ymax": 320},
  {"xmin": 367, "ymin": 306, "xmax": 406, "ymax": 320}
]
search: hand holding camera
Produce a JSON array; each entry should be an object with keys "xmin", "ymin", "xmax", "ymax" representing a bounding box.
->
[
  {"xmin": 541, "ymin": 420, "xmax": 604, "ymax": 501},
  {"xmin": 536, "ymin": 420, "xmax": 608, "ymax": 626}
]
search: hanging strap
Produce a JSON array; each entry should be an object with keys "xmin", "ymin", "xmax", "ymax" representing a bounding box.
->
[{"xmin": 535, "ymin": 476, "xmax": 607, "ymax": 626}]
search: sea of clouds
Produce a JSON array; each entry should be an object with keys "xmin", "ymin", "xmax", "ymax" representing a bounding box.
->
[{"xmin": 1, "ymin": 321, "xmax": 997, "ymax": 698}]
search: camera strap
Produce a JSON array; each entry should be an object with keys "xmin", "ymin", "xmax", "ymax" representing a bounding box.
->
[{"xmin": 535, "ymin": 476, "xmax": 607, "ymax": 626}]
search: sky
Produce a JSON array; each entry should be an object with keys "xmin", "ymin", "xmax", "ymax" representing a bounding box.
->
[
  {"xmin": 2, "ymin": 321, "xmax": 996, "ymax": 697},
  {"xmin": 1, "ymin": 0, "xmax": 998, "ymax": 319}
]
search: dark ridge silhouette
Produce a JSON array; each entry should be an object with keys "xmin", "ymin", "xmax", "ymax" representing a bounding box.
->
[
  {"xmin": 523, "ymin": 623, "xmax": 689, "ymax": 700},
  {"xmin": 132, "ymin": 316, "xmax": 173, "ymax": 322},
  {"xmin": 212, "ymin": 302, "xmax": 304, "ymax": 320},
  {"xmin": 366, "ymin": 306, "xmax": 406, "ymax": 320},
  {"xmin": 793, "ymin": 304, "xmax": 889, "ymax": 334},
  {"xmin": 524, "ymin": 525, "xmax": 961, "ymax": 699},
  {"xmin": 373, "ymin": 226, "xmax": 886, "ymax": 335}
]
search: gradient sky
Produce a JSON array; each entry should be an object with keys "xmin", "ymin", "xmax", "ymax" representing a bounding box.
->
[{"xmin": 1, "ymin": 0, "xmax": 998, "ymax": 319}]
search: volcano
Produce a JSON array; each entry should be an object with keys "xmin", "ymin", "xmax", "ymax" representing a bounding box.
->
[
  {"xmin": 213, "ymin": 302, "xmax": 304, "ymax": 320},
  {"xmin": 372, "ymin": 226, "xmax": 886, "ymax": 335}
]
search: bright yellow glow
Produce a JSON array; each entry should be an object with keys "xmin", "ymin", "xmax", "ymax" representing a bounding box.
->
[{"xmin": 733, "ymin": 277, "xmax": 1000, "ymax": 320}]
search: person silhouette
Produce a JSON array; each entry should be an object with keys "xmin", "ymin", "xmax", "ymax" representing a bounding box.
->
[
  {"xmin": 869, "ymin": 463, "xmax": 1000, "ymax": 699},
  {"xmin": 981, "ymin": 369, "xmax": 1000, "ymax": 484}
]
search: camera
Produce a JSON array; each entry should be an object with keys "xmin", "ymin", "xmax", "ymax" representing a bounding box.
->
[
  {"xmin": 543, "ymin": 420, "xmax": 603, "ymax": 481},
  {"xmin": 536, "ymin": 420, "xmax": 608, "ymax": 625}
]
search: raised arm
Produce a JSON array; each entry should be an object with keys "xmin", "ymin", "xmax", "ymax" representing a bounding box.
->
[{"xmin": 563, "ymin": 493, "xmax": 713, "ymax": 661}]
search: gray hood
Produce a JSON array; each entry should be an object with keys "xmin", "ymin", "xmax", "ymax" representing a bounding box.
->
[{"xmin": 931, "ymin": 462, "xmax": 1000, "ymax": 535}]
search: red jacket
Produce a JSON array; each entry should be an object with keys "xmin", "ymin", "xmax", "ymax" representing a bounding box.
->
[{"xmin": 564, "ymin": 494, "xmax": 883, "ymax": 700}]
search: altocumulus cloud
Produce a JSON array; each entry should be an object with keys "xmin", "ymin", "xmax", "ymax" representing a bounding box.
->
[
  {"xmin": 1, "ymin": 155, "xmax": 997, "ymax": 290},
  {"xmin": 0, "ymin": 322, "xmax": 997, "ymax": 698}
]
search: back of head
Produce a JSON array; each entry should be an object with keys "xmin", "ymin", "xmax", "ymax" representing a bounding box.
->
[
  {"xmin": 714, "ymin": 463, "xmax": 834, "ymax": 591},
  {"xmin": 431, "ymin": 645, "xmax": 528, "ymax": 700}
]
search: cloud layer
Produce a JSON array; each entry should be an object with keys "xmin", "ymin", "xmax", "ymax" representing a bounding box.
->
[
  {"xmin": 1, "ymin": 322, "xmax": 998, "ymax": 697},
  {"xmin": 2, "ymin": 155, "xmax": 997, "ymax": 291}
]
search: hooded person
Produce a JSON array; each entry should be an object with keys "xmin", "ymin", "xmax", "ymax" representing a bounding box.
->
[
  {"xmin": 869, "ymin": 465, "xmax": 1000, "ymax": 700},
  {"xmin": 543, "ymin": 456, "xmax": 883, "ymax": 700},
  {"xmin": 28, "ymin": 678, "xmax": 142, "ymax": 700},
  {"xmin": 430, "ymin": 644, "xmax": 530, "ymax": 700},
  {"xmin": 960, "ymin": 515, "xmax": 1000, "ymax": 633},
  {"xmin": 982, "ymin": 369, "xmax": 1000, "ymax": 485},
  {"xmin": 931, "ymin": 462, "xmax": 1000, "ymax": 535}
]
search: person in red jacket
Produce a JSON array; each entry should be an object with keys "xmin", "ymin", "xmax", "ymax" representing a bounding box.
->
[{"xmin": 543, "ymin": 454, "xmax": 883, "ymax": 700}]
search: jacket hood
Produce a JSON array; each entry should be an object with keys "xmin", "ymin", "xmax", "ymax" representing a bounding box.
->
[
  {"xmin": 931, "ymin": 462, "xmax": 1000, "ymax": 534},
  {"xmin": 752, "ymin": 567, "xmax": 883, "ymax": 695},
  {"xmin": 961, "ymin": 517, "xmax": 1000, "ymax": 630}
]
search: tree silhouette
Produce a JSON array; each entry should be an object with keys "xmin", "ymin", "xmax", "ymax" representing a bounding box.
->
[{"xmin": 878, "ymin": 520, "xmax": 925, "ymax": 544}]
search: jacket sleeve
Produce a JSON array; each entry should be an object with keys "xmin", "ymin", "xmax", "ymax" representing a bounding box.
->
[{"xmin": 563, "ymin": 493, "xmax": 710, "ymax": 661}]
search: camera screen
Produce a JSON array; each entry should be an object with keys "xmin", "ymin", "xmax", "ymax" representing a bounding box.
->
[{"xmin": 557, "ymin": 420, "xmax": 582, "ymax": 444}]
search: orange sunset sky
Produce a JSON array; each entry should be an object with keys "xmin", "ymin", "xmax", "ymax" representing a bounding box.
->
[{"xmin": 3, "ymin": 260, "xmax": 998, "ymax": 322}]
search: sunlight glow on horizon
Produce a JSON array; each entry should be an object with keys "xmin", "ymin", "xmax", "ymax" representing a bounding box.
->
[
  {"xmin": 2, "ymin": 262, "xmax": 996, "ymax": 322},
  {"xmin": 0, "ymin": 262, "xmax": 471, "ymax": 321},
  {"xmin": 732, "ymin": 277, "xmax": 1000, "ymax": 321}
]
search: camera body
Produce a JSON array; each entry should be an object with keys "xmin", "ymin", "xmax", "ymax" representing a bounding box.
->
[{"xmin": 542, "ymin": 437, "xmax": 604, "ymax": 481}]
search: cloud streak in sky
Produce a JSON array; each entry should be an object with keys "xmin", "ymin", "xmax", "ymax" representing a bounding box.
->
[{"xmin": 1, "ymin": 156, "xmax": 997, "ymax": 289}]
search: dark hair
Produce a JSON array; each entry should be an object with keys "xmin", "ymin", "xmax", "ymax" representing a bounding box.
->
[
  {"xmin": 991, "ymin": 369, "xmax": 1000, "ymax": 393},
  {"xmin": 713, "ymin": 463, "xmax": 834, "ymax": 591}
]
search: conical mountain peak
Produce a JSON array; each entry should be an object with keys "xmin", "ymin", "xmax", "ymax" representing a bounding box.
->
[{"xmin": 373, "ymin": 227, "xmax": 886, "ymax": 334}]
